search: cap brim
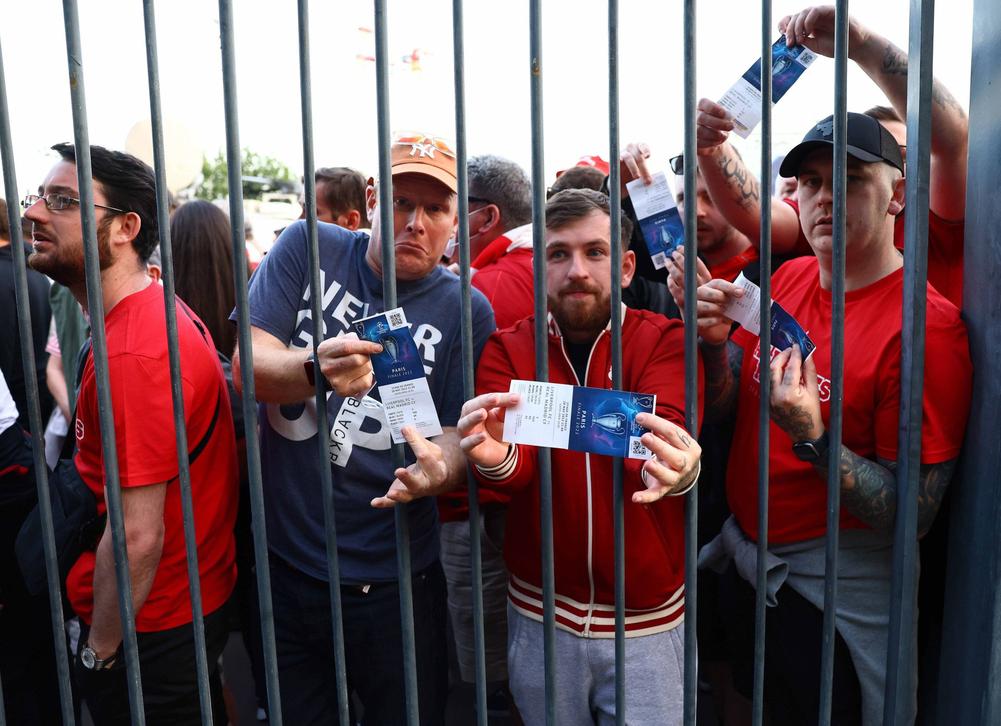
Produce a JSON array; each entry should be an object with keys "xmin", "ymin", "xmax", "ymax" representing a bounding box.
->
[
  {"xmin": 779, "ymin": 140, "xmax": 885, "ymax": 177},
  {"xmin": 391, "ymin": 161, "xmax": 457, "ymax": 193}
]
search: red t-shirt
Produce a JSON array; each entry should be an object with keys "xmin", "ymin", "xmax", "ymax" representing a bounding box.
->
[
  {"xmin": 726, "ymin": 256, "xmax": 972, "ymax": 544},
  {"xmin": 783, "ymin": 198, "xmax": 964, "ymax": 308},
  {"xmin": 68, "ymin": 283, "xmax": 238, "ymax": 631},
  {"xmin": 710, "ymin": 246, "xmax": 759, "ymax": 283}
]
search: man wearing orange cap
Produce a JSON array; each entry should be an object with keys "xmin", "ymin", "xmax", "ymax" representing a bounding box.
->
[{"xmin": 233, "ymin": 132, "xmax": 495, "ymax": 724}]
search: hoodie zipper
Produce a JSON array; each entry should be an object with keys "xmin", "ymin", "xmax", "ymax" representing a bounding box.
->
[{"xmin": 556, "ymin": 328, "xmax": 606, "ymax": 636}]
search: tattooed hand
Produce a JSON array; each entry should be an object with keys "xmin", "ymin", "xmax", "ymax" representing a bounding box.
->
[
  {"xmin": 633, "ymin": 413, "xmax": 702, "ymax": 504},
  {"xmin": 769, "ymin": 345, "xmax": 824, "ymax": 442}
]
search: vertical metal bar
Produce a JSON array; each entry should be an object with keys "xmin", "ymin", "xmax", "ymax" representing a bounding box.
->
[
  {"xmin": 528, "ymin": 0, "xmax": 555, "ymax": 722},
  {"xmin": 606, "ymin": 0, "xmax": 626, "ymax": 723},
  {"xmin": 884, "ymin": 1, "xmax": 935, "ymax": 722},
  {"xmin": 372, "ymin": 3, "xmax": 420, "ymax": 723},
  {"xmin": 215, "ymin": 2, "xmax": 283, "ymax": 722},
  {"xmin": 61, "ymin": 2, "xmax": 146, "ymax": 721},
  {"xmin": 935, "ymin": 0, "xmax": 1000, "ymax": 720},
  {"xmin": 0, "ymin": 34, "xmax": 76, "ymax": 726},
  {"xmin": 295, "ymin": 1, "xmax": 352, "ymax": 723},
  {"xmin": 450, "ymin": 0, "xmax": 490, "ymax": 723},
  {"xmin": 817, "ymin": 1, "xmax": 849, "ymax": 723},
  {"xmin": 751, "ymin": 3, "xmax": 773, "ymax": 725},
  {"xmin": 681, "ymin": 0, "xmax": 699, "ymax": 723},
  {"xmin": 140, "ymin": 3, "xmax": 214, "ymax": 722}
]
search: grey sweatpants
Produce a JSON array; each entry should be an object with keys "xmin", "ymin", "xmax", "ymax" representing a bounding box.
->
[{"xmin": 507, "ymin": 603, "xmax": 685, "ymax": 726}]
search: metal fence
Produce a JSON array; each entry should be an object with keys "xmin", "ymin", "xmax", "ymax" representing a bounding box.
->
[{"xmin": 0, "ymin": 0, "xmax": 995, "ymax": 724}]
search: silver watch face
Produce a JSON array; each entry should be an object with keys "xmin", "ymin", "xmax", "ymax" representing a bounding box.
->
[{"xmin": 81, "ymin": 646, "xmax": 97, "ymax": 670}]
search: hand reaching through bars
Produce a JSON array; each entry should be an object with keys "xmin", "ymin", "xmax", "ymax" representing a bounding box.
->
[
  {"xmin": 779, "ymin": 6, "xmax": 869, "ymax": 62},
  {"xmin": 768, "ymin": 345, "xmax": 825, "ymax": 443},
  {"xmin": 316, "ymin": 332, "xmax": 383, "ymax": 398},
  {"xmin": 695, "ymin": 99, "xmax": 735, "ymax": 156},
  {"xmin": 633, "ymin": 414, "xmax": 702, "ymax": 503},
  {"xmin": 371, "ymin": 426, "xmax": 450, "ymax": 508},
  {"xmin": 665, "ymin": 251, "xmax": 734, "ymax": 345},
  {"xmin": 664, "ymin": 248, "xmax": 712, "ymax": 313},
  {"xmin": 456, "ymin": 392, "xmax": 521, "ymax": 469},
  {"xmin": 618, "ymin": 141, "xmax": 652, "ymax": 198}
]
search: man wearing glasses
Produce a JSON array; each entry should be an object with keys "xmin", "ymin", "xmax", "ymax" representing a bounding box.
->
[
  {"xmin": 24, "ymin": 143, "xmax": 239, "ymax": 724},
  {"xmin": 233, "ymin": 132, "xmax": 495, "ymax": 724}
]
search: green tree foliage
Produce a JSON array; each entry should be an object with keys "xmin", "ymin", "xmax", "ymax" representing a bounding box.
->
[{"xmin": 194, "ymin": 149, "xmax": 296, "ymax": 201}]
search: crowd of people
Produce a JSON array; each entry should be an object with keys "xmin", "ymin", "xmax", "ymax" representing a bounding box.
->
[{"xmin": 0, "ymin": 5, "xmax": 975, "ymax": 726}]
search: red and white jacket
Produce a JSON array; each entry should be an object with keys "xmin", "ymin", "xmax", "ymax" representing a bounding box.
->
[{"xmin": 472, "ymin": 307, "xmax": 703, "ymax": 637}]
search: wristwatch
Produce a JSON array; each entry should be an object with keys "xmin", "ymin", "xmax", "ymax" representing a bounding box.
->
[
  {"xmin": 303, "ymin": 354, "xmax": 331, "ymax": 392},
  {"xmin": 792, "ymin": 430, "xmax": 830, "ymax": 463},
  {"xmin": 80, "ymin": 642, "xmax": 118, "ymax": 671}
]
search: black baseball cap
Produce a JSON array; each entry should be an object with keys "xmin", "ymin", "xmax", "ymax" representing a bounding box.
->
[{"xmin": 779, "ymin": 112, "xmax": 904, "ymax": 178}]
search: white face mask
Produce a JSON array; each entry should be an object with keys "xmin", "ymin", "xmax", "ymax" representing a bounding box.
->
[{"xmin": 444, "ymin": 236, "xmax": 459, "ymax": 259}]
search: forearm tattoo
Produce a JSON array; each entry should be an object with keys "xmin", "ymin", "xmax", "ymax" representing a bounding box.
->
[
  {"xmin": 825, "ymin": 448, "xmax": 957, "ymax": 536},
  {"xmin": 769, "ymin": 404, "xmax": 818, "ymax": 442},
  {"xmin": 881, "ymin": 41, "xmax": 967, "ymax": 118},
  {"xmin": 716, "ymin": 150, "xmax": 760, "ymax": 211},
  {"xmin": 704, "ymin": 340, "xmax": 742, "ymax": 422}
]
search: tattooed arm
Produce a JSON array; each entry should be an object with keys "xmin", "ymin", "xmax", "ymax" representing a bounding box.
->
[
  {"xmin": 830, "ymin": 452, "xmax": 956, "ymax": 537},
  {"xmin": 782, "ymin": 6, "xmax": 969, "ymax": 220},
  {"xmin": 692, "ymin": 108, "xmax": 803, "ymax": 254},
  {"xmin": 769, "ymin": 344, "xmax": 956, "ymax": 536}
]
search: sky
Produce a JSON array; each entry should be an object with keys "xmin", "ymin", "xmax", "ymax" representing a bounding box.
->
[{"xmin": 1, "ymin": 0, "xmax": 974, "ymax": 201}]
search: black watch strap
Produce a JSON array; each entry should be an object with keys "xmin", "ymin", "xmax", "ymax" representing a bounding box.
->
[
  {"xmin": 303, "ymin": 354, "xmax": 330, "ymax": 392},
  {"xmin": 792, "ymin": 430, "xmax": 830, "ymax": 463}
]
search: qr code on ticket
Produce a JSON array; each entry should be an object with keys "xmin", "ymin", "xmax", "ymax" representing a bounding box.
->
[
  {"xmin": 388, "ymin": 311, "xmax": 405, "ymax": 328},
  {"xmin": 629, "ymin": 437, "xmax": 653, "ymax": 460}
]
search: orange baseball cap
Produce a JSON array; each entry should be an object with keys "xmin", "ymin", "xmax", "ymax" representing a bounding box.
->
[{"xmin": 390, "ymin": 132, "xmax": 458, "ymax": 192}]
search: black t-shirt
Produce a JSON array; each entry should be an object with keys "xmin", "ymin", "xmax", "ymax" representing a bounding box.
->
[{"xmin": 0, "ymin": 244, "xmax": 52, "ymax": 431}]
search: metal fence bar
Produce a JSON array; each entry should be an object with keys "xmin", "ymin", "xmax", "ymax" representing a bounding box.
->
[
  {"xmin": 450, "ymin": 0, "xmax": 490, "ymax": 722},
  {"xmin": 528, "ymin": 0, "xmax": 556, "ymax": 722},
  {"xmin": 140, "ymin": 3, "xmax": 214, "ymax": 722},
  {"xmin": 681, "ymin": 0, "xmax": 699, "ymax": 723},
  {"xmin": 751, "ymin": 2, "xmax": 773, "ymax": 724},
  {"xmin": 884, "ymin": 0, "xmax": 935, "ymax": 722},
  {"xmin": 371, "ymin": 2, "xmax": 421, "ymax": 723},
  {"xmin": 817, "ymin": 1, "xmax": 849, "ymax": 723},
  {"xmin": 294, "ymin": 1, "xmax": 352, "ymax": 722},
  {"xmin": 0, "ymin": 33, "xmax": 76, "ymax": 726},
  {"xmin": 935, "ymin": 0, "xmax": 1000, "ymax": 720},
  {"xmin": 606, "ymin": 0, "xmax": 626, "ymax": 723},
  {"xmin": 61, "ymin": 1, "xmax": 147, "ymax": 720},
  {"xmin": 215, "ymin": 2, "xmax": 283, "ymax": 722}
]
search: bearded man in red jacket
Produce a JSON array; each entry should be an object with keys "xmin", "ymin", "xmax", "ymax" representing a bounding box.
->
[{"xmin": 457, "ymin": 188, "xmax": 703, "ymax": 725}]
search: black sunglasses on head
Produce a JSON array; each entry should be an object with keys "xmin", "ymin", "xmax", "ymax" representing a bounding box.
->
[{"xmin": 669, "ymin": 154, "xmax": 684, "ymax": 176}]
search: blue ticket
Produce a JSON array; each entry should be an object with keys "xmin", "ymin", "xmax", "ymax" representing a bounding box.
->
[
  {"xmin": 503, "ymin": 380, "xmax": 657, "ymax": 460},
  {"xmin": 352, "ymin": 307, "xmax": 443, "ymax": 443},
  {"xmin": 770, "ymin": 301, "xmax": 816, "ymax": 359},
  {"xmin": 626, "ymin": 172, "xmax": 686, "ymax": 269},
  {"xmin": 719, "ymin": 35, "xmax": 818, "ymax": 138}
]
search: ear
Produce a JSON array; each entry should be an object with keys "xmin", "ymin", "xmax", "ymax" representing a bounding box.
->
[
  {"xmin": 472, "ymin": 204, "xmax": 500, "ymax": 238},
  {"xmin": 112, "ymin": 211, "xmax": 143, "ymax": 251},
  {"xmin": 887, "ymin": 174, "xmax": 906, "ymax": 216},
  {"xmin": 342, "ymin": 209, "xmax": 362, "ymax": 231},
  {"xmin": 366, "ymin": 185, "xmax": 377, "ymax": 224},
  {"xmin": 621, "ymin": 249, "xmax": 636, "ymax": 288}
]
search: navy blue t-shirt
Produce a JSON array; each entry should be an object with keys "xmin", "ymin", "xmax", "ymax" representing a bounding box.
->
[{"xmin": 239, "ymin": 221, "xmax": 494, "ymax": 583}]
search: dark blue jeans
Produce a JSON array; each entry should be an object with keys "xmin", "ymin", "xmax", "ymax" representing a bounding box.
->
[{"xmin": 270, "ymin": 554, "xmax": 448, "ymax": 726}]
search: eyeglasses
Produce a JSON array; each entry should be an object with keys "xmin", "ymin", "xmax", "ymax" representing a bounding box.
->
[
  {"xmin": 393, "ymin": 132, "xmax": 457, "ymax": 159},
  {"xmin": 22, "ymin": 193, "xmax": 126, "ymax": 215},
  {"xmin": 669, "ymin": 154, "xmax": 684, "ymax": 176}
]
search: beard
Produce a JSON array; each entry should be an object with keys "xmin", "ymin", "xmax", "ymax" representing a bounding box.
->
[
  {"xmin": 28, "ymin": 217, "xmax": 114, "ymax": 285},
  {"xmin": 548, "ymin": 284, "xmax": 612, "ymax": 342}
]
